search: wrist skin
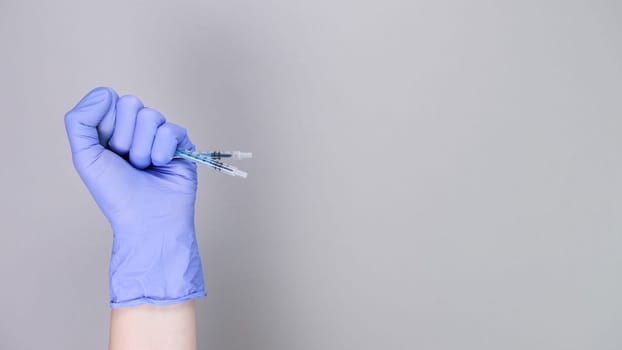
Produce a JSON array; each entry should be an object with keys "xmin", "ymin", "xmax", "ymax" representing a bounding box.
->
[{"xmin": 109, "ymin": 300, "xmax": 197, "ymax": 350}]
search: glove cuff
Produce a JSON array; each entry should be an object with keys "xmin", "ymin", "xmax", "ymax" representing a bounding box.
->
[{"xmin": 108, "ymin": 229, "xmax": 206, "ymax": 308}]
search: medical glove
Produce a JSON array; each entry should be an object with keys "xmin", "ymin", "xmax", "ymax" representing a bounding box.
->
[{"xmin": 64, "ymin": 87, "xmax": 206, "ymax": 308}]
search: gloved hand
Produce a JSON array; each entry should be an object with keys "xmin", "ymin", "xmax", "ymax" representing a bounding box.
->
[{"xmin": 64, "ymin": 87, "xmax": 206, "ymax": 308}]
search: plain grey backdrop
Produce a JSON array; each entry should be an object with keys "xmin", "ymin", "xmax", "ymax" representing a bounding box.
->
[{"xmin": 1, "ymin": 0, "xmax": 621, "ymax": 349}]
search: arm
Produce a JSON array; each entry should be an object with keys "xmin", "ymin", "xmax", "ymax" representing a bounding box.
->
[
  {"xmin": 64, "ymin": 87, "xmax": 206, "ymax": 349},
  {"xmin": 109, "ymin": 301, "xmax": 197, "ymax": 350}
]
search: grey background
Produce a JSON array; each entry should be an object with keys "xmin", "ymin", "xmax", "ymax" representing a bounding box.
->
[{"xmin": 0, "ymin": 0, "xmax": 621, "ymax": 349}]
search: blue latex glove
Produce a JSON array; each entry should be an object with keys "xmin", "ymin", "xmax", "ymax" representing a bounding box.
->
[{"xmin": 64, "ymin": 87, "xmax": 206, "ymax": 308}]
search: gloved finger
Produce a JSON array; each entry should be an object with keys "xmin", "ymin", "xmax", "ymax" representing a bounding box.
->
[
  {"xmin": 108, "ymin": 95, "xmax": 143, "ymax": 155},
  {"xmin": 151, "ymin": 122, "xmax": 192, "ymax": 166},
  {"xmin": 96, "ymin": 94, "xmax": 118, "ymax": 148},
  {"xmin": 129, "ymin": 107, "xmax": 165, "ymax": 169},
  {"xmin": 64, "ymin": 87, "xmax": 118, "ymax": 159}
]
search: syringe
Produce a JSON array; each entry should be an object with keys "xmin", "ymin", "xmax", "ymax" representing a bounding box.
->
[
  {"xmin": 174, "ymin": 149, "xmax": 252, "ymax": 178},
  {"xmin": 197, "ymin": 151, "xmax": 253, "ymax": 160}
]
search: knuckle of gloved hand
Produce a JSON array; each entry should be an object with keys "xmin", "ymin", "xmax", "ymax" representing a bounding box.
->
[
  {"xmin": 138, "ymin": 107, "xmax": 165, "ymax": 127},
  {"xmin": 158, "ymin": 123, "xmax": 175, "ymax": 138},
  {"xmin": 118, "ymin": 94, "xmax": 143, "ymax": 108},
  {"xmin": 164, "ymin": 123, "xmax": 188, "ymax": 141}
]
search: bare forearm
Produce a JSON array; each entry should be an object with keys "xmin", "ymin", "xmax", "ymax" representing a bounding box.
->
[{"xmin": 109, "ymin": 301, "xmax": 197, "ymax": 350}]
